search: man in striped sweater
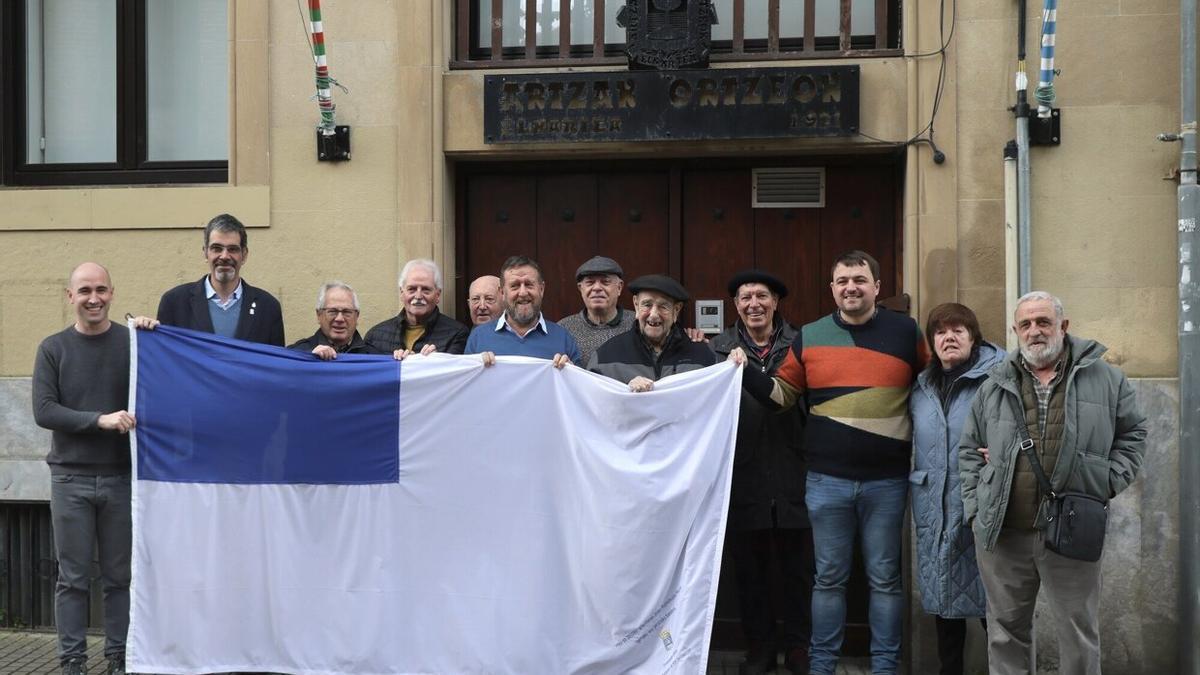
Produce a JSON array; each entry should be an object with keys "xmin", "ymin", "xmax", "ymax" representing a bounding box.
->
[{"xmin": 731, "ymin": 250, "xmax": 928, "ymax": 675}]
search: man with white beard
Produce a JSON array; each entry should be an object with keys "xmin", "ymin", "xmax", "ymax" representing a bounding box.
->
[{"xmin": 958, "ymin": 291, "xmax": 1147, "ymax": 675}]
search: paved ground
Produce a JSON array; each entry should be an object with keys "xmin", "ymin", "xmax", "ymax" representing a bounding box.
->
[{"xmin": 0, "ymin": 630, "xmax": 872, "ymax": 674}]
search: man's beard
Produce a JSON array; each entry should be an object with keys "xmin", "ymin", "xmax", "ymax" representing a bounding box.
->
[{"xmin": 1021, "ymin": 332, "xmax": 1065, "ymax": 369}]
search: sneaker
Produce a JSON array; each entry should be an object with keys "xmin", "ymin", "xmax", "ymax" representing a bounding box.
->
[
  {"xmin": 105, "ymin": 656, "xmax": 127, "ymax": 675},
  {"xmin": 60, "ymin": 658, "xmax": 85, "ymax": 675}
]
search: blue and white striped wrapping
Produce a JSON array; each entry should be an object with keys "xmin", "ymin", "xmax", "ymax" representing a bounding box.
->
[
  {"xmin": 1038, "ymin": 0, "xmax": 1058, "ymax": 117},
  {"xmin": 125, "ymin": 325, "xmax": 740, "ymax": 674}
]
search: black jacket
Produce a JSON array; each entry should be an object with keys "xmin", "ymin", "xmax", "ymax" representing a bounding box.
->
[
  {"xmin": 710, "ymin": 319, "xmax": 809, "ymax": 530},
  {"xmin": 157, "ymin": 276, "xmax": 285, "ymax": 346},
  {"xmin": 363, "ymin": 307, "xmax": 469, "ymax": 354},
  {"xmin": 288, "ymin": 329, "xmax": 377, "ymax": 355},
  {"xmin": 587, "ymin": 324, "xmax": 716, "ymax": 383}
]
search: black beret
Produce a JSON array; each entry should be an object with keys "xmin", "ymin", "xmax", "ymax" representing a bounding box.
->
[
  {"xmin": 575, "ymin": 256, "xmax": 624, "ymax": 280},
  {"xmin": 628, "ymin": 274, "xmax": 690, "ymax": 302},
  {"xmin": 727, "ymin": 270, "xmax": 788, "ymax": 299}
]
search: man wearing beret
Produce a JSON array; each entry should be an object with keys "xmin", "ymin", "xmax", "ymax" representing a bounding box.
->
[
  {"xmin": 710, "ymin": 270, "xmax": 815, "ymax": 675},
  {"xmin": 558, "ymin": 256, "xmax": 636, "ymax": 366},
  {"xmin": 588, "ymin": 274, "xmax": 715, "ymax": 391}
]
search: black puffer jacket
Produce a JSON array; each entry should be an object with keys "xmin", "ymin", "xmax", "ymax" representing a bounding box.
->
[
  {"xmin": 587, "ymin": 324, "xmax": 716, "ymax": 383},
  {"xmin": 710, "ymin": 319, "xmax": 809, "ymax": 530}
]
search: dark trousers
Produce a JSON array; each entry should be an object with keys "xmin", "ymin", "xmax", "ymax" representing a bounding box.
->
[
  {"xmin": 934, "ymin": 615, "xmax": 987, "ymax": 675},
  {"xmin": 729, "ymin": 527, "xmax": 816, "ymax": 654},
  {"xmin": 50, "ymin": 473, "xmax": 132, "ymax": 664}
]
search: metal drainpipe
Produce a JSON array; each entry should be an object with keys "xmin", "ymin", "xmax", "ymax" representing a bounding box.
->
[
  {"xmin": 1015, "ymin": 0, "xmax": 1033, "ymax": 295},
  {"xmin": 1004, "ymin": 141, "xmax": 1019, "ymax": 352},
  {"xmin": 1178, "ymin": 0, "xmax": 1200, "ymax": 670}
]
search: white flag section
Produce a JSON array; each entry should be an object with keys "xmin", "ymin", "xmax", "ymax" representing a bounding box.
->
[{"xmin": 127, "ymin": 326, "xmax": 741, "ymax": 674}]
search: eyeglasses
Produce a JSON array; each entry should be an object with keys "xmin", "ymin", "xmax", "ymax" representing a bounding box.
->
[
  {"xmin": 468, "ymin": 295, "xmax": 498, "ymax": 306},
  {"xmin": 207, "ymin": 244, "xmax": 243, "ymax": 255},
  {"xmin": 320, "ymin": 308, "xmax": 359, "ymax": 318},
  {"xmin": 636, "ymin": 299, "xmax": 677, "ymax": 313}
]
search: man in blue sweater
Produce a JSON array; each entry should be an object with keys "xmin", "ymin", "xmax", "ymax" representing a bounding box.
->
[{"xmin": 466, "ymin": 256, "xmax": 580, "ymax": 369}]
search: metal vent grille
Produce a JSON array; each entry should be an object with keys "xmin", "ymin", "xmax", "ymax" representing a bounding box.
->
[{"xmin": 752, "ymin": 167, "xmax": 825, "ymax": 208}]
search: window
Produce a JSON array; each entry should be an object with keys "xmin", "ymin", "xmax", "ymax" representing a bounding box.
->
[
  {"xmin": 454, "ymin": 0, "xmax": 900, "ymax": 68},
  {"xmin": 2, "ymin": 0, "xmax": 228, "ymax": 186}
]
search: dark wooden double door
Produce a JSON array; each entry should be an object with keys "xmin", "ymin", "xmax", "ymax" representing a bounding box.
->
[
  {"xmin": 456, "ymin": 160, "xmax": 900, "ymax": 654},
  {"xmin": 457, "ymin": 162, "xmax": 900, "ymax": 331}
]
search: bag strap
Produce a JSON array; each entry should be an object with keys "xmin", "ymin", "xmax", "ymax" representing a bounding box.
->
[{"xmin": 1008, "ymin": 393, "xmax": 1057, "ymax": 500}]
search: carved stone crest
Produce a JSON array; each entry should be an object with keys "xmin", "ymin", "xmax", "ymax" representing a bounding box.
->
[{"xmin": 617, "ymin": 0, "xmax": 718, "ymax": 70}]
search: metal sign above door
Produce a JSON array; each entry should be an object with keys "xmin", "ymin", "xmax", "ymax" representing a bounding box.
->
[
  {"xmin": 483, "ymin": 66, "xmax": 860, "ymax": 144},
  {"xmin": 617, "ymin": 0, "xmax": 718, "ymax": 70}
]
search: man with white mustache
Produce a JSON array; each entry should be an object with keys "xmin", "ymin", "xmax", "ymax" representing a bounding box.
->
[
  {"xmin": 467, "ymin": 256, "xmax": 580, "ymax": 368},
  {"xmin": 958, "ymin": 291, "xmax": 1147, "ymax": 675},
  {"xmin": 156, "ymin": 213, "xmax": 285, "ymax": 346},
  {"xmin": 365, "ymin": 259, "xmax": 470, "ymax": 358}
]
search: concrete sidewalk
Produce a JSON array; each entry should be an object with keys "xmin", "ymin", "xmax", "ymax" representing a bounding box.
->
[{"xmin": 0, "ymin": 630, "xmax": 872, "ymax": 674}]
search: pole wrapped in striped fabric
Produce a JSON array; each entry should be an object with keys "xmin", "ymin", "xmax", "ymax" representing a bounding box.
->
[
  {"xmin": 309, "ymin": 0, "xmax": 336, "ymax": 135},
  {"xmin": 1036, "ymin": 0, "xmax": 1057, "ymax": 118}
]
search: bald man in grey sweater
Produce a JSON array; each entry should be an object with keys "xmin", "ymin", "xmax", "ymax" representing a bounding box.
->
[{"xmin": 32, "ymin": 262, "xmax": 142, "ymax": 675}]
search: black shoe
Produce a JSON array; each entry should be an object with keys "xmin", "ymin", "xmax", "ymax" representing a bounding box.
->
[
  {"xmin": 105, "ymin": 656, "xmax": 126, "ymax": 675},
  {"xmin": 61, "ymin": 658, "xmax": 86, "ymax": 675},
  {"xmin": 739, "ymin": 647, "xmax": 776, "ymax": 675},
  {"xmin": 782, "ymin": 646, "xmax": 810, "ymax": 675}
]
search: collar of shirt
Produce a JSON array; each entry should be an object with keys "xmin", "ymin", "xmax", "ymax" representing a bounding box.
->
[
  {"xmin": 581, "ymin": 307, "xmax": 624, "ymax": 328},
  {"xmin": 495, "ymin": 312, "xmax": 548, "ymax": 336},
  {"xmin": 204, "ymin": 277, "xmax": 243, "ymax": 309}
]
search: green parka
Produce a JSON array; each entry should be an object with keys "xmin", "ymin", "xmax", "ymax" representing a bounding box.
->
[{"xmin": 957, "ymin": 334, "xmax": 1147, "ymax": 551}]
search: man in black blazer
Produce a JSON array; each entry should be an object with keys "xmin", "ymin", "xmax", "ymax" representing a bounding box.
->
[{"xmin": 156, "ymin": 214, "xmax": 285, "ymax": 346}]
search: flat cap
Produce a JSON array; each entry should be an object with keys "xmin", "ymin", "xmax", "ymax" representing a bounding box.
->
[
  {"xmin": 575, "ymin": 256, "xmax": 624, "ymax": 280},
  {"xmin": 728, "ymin": 269, "xmax": 789, "ymax": 299},
  {"xmin": 628, "ymin": 274, "xmax": 690, "ymax": 302}
]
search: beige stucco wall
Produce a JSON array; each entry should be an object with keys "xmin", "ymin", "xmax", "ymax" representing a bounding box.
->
[{"xmin": 953, "ymin": 0, "xmax": 1179, "ymax": 377}]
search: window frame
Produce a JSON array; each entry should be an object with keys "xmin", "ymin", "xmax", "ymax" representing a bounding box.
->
[{"xmin": 0, "ymin": 0, "xmax": 228, "ymax": 187}]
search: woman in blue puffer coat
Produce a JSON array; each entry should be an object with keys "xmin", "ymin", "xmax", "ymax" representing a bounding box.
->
[{"xmin": 909, "ymin": 303, "xmax": 1004, "ymax": 675}]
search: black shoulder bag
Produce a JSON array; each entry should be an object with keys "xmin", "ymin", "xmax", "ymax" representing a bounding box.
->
[{"xmin": 1011, "ymin": 398, "xmax": 1109, "ymax": 562}]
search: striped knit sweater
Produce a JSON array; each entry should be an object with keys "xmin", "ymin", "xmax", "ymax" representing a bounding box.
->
[{"xmin": 747, "ymin": 309, "xmax": 929, "ymax": 480}]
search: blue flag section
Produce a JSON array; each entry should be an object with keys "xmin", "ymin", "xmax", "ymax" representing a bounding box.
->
[{"xmin": 134, "ymin": 326, "xmax": 400, "ymax": 484}]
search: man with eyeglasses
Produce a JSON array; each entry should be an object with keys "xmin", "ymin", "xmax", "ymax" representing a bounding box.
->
[
  {"xmin": 289, "ymin": 281, "xmax": 376, "ymax": 359},
  {"xmin": 467, "ymin": 275, "xmax": 504, "ymax": 326},
  {"xmin": 588, "ymin": 274, "xmax": 715, "ymax": 392},
  {"xmin": 558, "ymin": 256, "xmax": 635, "ymax": 367},
  {"xmin": 365, "ymin": 259, "xmax": 470, "ymax": 358},
  {"xmin": 156, "ymin": 213, "xmax": 285, "ymax": 346}
]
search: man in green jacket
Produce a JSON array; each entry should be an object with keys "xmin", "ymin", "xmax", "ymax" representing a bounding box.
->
[{"xmin": 958, "ymin": 291, "xmax": 1147, "ymax": 675}]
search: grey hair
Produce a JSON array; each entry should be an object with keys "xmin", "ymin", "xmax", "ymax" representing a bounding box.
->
[
  {"xmin": 399, "ymin": 259, "xmax": 443, "ymax": 291},
  {"xmin": 1015, "ymin": 291, "xmax": 1065, "ymax": 321},
  {"xmin": 316, "ymin": 281, "xmax": 360, "ymax": 310}
]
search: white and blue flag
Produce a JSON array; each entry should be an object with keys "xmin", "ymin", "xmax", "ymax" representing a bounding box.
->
[{"xmin": 127, "ymin": 325, "xmax": 740, "ymax": 674}]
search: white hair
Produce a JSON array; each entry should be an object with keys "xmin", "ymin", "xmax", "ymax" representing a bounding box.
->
[
  {"xmin": 1015, "ymin": 291, "xmax": 1065, "ymax": 321},
  {"xmin": 316, "ymin": 281, "xmax": 360, "ymax": 310},
  {"xmin": 399, "ymin": 259, "xmax": 443, "ymax": 291}
]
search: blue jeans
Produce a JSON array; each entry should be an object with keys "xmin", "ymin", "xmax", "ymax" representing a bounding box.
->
[
  {"xmin": 805, "ymin": 472, "xmax": 908, "ymax": 675},
  {"xmin": 50, "ymin": 473, "xmax": 132, "ymax": 664}
]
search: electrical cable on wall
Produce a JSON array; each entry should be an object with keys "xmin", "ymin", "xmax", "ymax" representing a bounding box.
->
[{"xmin": 857, "ymin": 0, "xmax": 955, "ymax": 164}]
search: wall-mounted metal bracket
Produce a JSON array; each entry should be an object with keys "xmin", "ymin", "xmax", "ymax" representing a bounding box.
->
[
  {"xmin": 1028, "ymin": 108, "xmax": 1061, "ymax": 146},
  {"xmin": 317, "ymin": 126, "xmax": 351, "ymax": 161}
]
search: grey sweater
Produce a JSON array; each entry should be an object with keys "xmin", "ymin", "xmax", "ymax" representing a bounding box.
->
[{"xmin": 32, "ymin": 324, "xmax": 131, "ymax": 475}]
